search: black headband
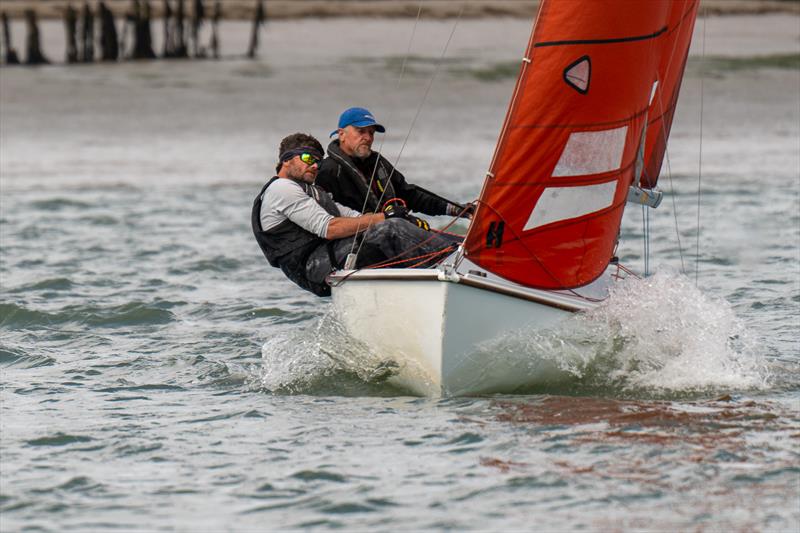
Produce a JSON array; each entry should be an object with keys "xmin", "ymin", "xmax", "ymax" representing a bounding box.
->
[{"xmin": 279, "ymin": 146, "xmax": 322, "ymax": 163}]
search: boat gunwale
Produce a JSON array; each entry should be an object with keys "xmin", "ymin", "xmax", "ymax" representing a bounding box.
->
[{"xmin": 328, "ymin": 269, "xmax": 599, "ymax": 312}]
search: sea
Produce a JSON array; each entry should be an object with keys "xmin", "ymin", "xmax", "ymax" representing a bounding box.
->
[{"xmin": 1, "ymin": 15, "xmax": 798, "ymax": 531}]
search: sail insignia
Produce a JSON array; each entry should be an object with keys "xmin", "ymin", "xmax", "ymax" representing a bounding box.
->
[
  {"xmin": 563, "ymin": 55, "xmax": 591, "ymax": 94},
  {"xmin": 486, "ymin": 221, "xmax": 505, "ymax": 248}
]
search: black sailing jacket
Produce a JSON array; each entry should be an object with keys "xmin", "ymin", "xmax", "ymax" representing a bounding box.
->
[{"xmin": 315, "ymin": 140, "xmax": 452, "ymax": 217}]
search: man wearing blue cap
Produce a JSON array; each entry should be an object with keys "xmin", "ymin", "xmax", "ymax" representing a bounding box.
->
[{"xmin": 315, "ymin": 107, "xmax": 472, "ymax": 224}]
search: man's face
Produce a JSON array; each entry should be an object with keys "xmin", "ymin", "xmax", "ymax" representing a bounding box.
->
[
  {"xmin": 285, "ymin": 153, "xmax": 319, "ymax": 183},
  {"xmin": 338, "ymin": 125, "xmax": 375, "ymax": 159}
]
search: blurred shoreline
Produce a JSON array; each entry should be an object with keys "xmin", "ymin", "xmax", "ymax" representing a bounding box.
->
[{"xmin": 0, "ymin": 0, "xmax": 799, "ymax": 20}]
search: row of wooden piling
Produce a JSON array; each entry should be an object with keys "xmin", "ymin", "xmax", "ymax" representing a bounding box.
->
[{"xmin": 1, "ymin": 0, "xmax": 266, "ymax": 66}]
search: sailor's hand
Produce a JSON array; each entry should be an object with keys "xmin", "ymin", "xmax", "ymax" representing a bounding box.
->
[
  {"xmin": 407, "ymin": 214, "xmax": 430, "ymax": 231},
  {"xmin": 462, "ymin": 202, "xmax": 476, "ymax": 219},
  {"xmin": 446, "ymin": 202, "xmax": 475, "ymax": 219},
  {"xmin": 383, "ymin": 198, "xmax": 430, "ymax": 230},
  {"xmin": 382, "ymin": 198, "xmax": 409, "ymax": 220}
]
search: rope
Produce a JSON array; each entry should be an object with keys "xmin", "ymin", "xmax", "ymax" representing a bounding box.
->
[
  {"xmin": 467, "ymin": 199, "xmax": 608, "ymax": 303},
  {"xmin": 695, "ymin": 9, "xmax": 707, "ymax": 285},
  {"xmin": 617, "ymin": 263, "xmax": 638, "ymax": 276},
  {"xmin": 352, "ymin": 8, "xmax": 464, "ymax": 261},
  {"xmin": 328, "ymin": 204, "xmax": 471, "ymax": 292},
  {"xmin": 406, "ymin": 248, "xmax": 454, "ymax": 268},
  {"xmin": 326, "ymin": 234, "xmax": 458, "ymax": 289},
  {"xmin": 358, "ymin": 205, "xmax": 468, "ymax": 269},
  {"xmin": 363, "ymin": 0, "xmax": 423, "ymax": 194},
  {"xmin": 370, "ymin": 246, "xmax": 455, "ymax": 270},
  {"xmin": 347, "ymin": 1, "xmax": 425, "ymax": 257}
]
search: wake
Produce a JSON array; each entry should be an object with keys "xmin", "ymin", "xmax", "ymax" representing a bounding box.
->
[{"xmin": 480, "ymin": 271, "xmax": 770, "ymax": 396}]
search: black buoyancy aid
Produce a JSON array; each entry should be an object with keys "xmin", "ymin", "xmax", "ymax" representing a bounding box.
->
[
  {"xmin": 353, "ymin": 154, "xmax": 397, "ymax": 208},
  {"xmin": 251, "ymin": 177, "xmax": 341, "ymax": 296},
  {"xmin": 329, "ymin": 146, "xmax": 396, "ymax": 213}
]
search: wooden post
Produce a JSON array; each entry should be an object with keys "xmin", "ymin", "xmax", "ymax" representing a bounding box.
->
[
  {"xmin": 162, "ymin": 0, "xmax": 173, "ymax": 57},
  {"xmin": 80, "ymin": 2, "xmax": 94, "ymax": 62},
  {"xmin": 191, "ymin": 0, "xmax": 205, "ymax": 57},
  {"xmin": 119, "ymin": 4, "xmax": 130, "ymax": 56},
  {"xmin": 139, "ymin": 1, "xmax": 156, "ymax": 58},
  {"xmin": 246, "ymin": 0, "xmax": 264, "ymax": 59},
  {"xmin": 209, "ymin": 1, "xmax": 220, "ymax": 60},
  {"xmin": 173, "ymin": 0, "xmax": 187, "ymax": 58},
  {"xmin": 127, "ymin": 0, "xmax": 140, "ymax": 58},
  {"xmin": 1, "ymin": 12, "xmax": 20, "ymax": 64},
  {"xmin": 130, "ymin": 0, "xmax": 156, "ymax": 59},
  {"xmin": 24, "ymin": 9, "xmax": 49, "ymax": 65},
  {"xmin": 98, "ymin": 1, "xmax": 119, "ymax": 61},
  {"xmin": 65, "ymin": 4, "xmax": 79, "ymax": 63}
]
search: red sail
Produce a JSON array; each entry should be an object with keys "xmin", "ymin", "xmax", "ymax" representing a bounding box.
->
[{"xmin": 464, "ymin": 0, "xmax": 698, "ymax": 289}]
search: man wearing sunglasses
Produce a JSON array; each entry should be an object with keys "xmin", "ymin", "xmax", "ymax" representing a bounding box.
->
[
  {"xmin": 252, "ymin": 133, "xmax": 457, "ymax": 297},
  {"xmin": 316, "ymin": 107, "xmax": 474, "ymax": 224}
]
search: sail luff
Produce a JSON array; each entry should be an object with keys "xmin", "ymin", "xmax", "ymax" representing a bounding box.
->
[
  {"xmin": 484, "ymin": 1, "xmax": 546, "ymax": 177},
  {"xmin": 640, "ymin": 0, "xmax": 699, "ymax": 188},
  {"xmin": 467, "ymin": 2, "xmax": 545, "ymax": 233}
]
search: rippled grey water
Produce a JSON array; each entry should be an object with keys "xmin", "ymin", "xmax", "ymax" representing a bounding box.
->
[{"xmin": 2, "ymin": 17, "xmax": 799, "ymax": 532}]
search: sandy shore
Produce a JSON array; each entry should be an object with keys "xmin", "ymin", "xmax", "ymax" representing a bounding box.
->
[{"xmin": 0, "ymin": 0, "xmax": 799, "ymax": 20}]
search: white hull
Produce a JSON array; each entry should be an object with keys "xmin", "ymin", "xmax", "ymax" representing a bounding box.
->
[{"xmin": 330, "ymin": 260, "xmax": 621, "ymax": 396}]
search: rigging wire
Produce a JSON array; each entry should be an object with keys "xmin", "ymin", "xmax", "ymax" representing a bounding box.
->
[
  {"xmin": 695, "ymin": 9, "xmax": 707, "ymax": 285},
  {"xmin": 347, "ymin": 1, "xmax": 425, "ymax": 258},
  {"xmin": 352, "ymin": 7, "xmax": 465, "ymax": 261},
  {"xmin": 655, "ymin": 2, "xmax": 700, "ymax": 277},
  {"xmin": 664, "ymin": 157, "xmax": 687, "ymax": 276},
  {"xmin": 640, "ymin": 20, "xmax": 658, "ymax": 279},
  {"xmin": 642, "ymin": 203, "xmax": 650, "ymax": 276}
]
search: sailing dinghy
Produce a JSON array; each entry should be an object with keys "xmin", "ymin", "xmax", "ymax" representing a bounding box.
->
[{"xmin": 329, "ymin": 0, "xmax": 700, "ymax": 396}]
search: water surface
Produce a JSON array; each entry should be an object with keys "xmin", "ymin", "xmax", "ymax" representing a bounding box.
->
[{"xmin": 1, "ymin": 16, "xmax": 799, "ymax": 531}]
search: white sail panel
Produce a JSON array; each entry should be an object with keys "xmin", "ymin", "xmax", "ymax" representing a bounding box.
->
[
  {"xmin": 523, "ymin": 181, "xmax": 618, "ymax": 231},
  {"xmin": 552, "ymin": 126, "xmax": 628, "ymax": 177}
]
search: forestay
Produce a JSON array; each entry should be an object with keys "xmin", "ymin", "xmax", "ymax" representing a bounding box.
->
[
  {"xmin": 641, "ymin": 1, "xmax": 699, "ymax": 189},
  {"xmin": 463, "ymin": 0, "xmax": 699, "ymax": 290}
]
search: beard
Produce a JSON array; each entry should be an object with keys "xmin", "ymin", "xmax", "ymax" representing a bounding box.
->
[
  {"xmin": 353, "ymin": 144, "xmax": 372, "ymax": 159},
  {"xmin": 289, "ymin": 164, "xmax": 316, "ymax": 183}
]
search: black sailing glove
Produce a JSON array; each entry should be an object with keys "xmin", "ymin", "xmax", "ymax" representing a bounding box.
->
[
  {"xmin": 383, "ymin": 198, "xmax": 410, "ymax": 220},
  {"xmin": 406, "ymin": 214, "xmax": 431, "ymax": 231},
  {"xmin": 383, "ymin": 198, "xmax": 431, "ymax": 231},
  {"xmin": 446, "ymin": 202, "xmax": 476, "ymax": 219},
  {"xmin": 462, "ymin": 202, "xmax": 476, "ymax": 219}
]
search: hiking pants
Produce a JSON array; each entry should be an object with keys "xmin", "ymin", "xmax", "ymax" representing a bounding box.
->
[{"xmin": 305, "ymin": 218, "xmax": 460, "ymax": 285}]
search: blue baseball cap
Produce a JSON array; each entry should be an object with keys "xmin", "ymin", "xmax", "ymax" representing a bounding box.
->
[{"xmin": 330, "ymin": 107, "xmax": 386, "ymax": 137}]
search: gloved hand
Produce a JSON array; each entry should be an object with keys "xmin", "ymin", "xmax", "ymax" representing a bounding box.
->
[
  {"xmin": 383, "ymin": 198, "xmax": 431, "ymax": 231},
  {"xmin": 446, "ymin": 202, "xmax": 476, "ymax": 219},
  {"xmin": 462, "ymin": 202, "xmax": 476, "ymax": 219},
  {"xmin": 382, "ymin": 198, "xmax": 409, "ymax": 220},
  {"xmin": 406, "ymin": 214, "xmax": 430, "ymax": 231}
]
